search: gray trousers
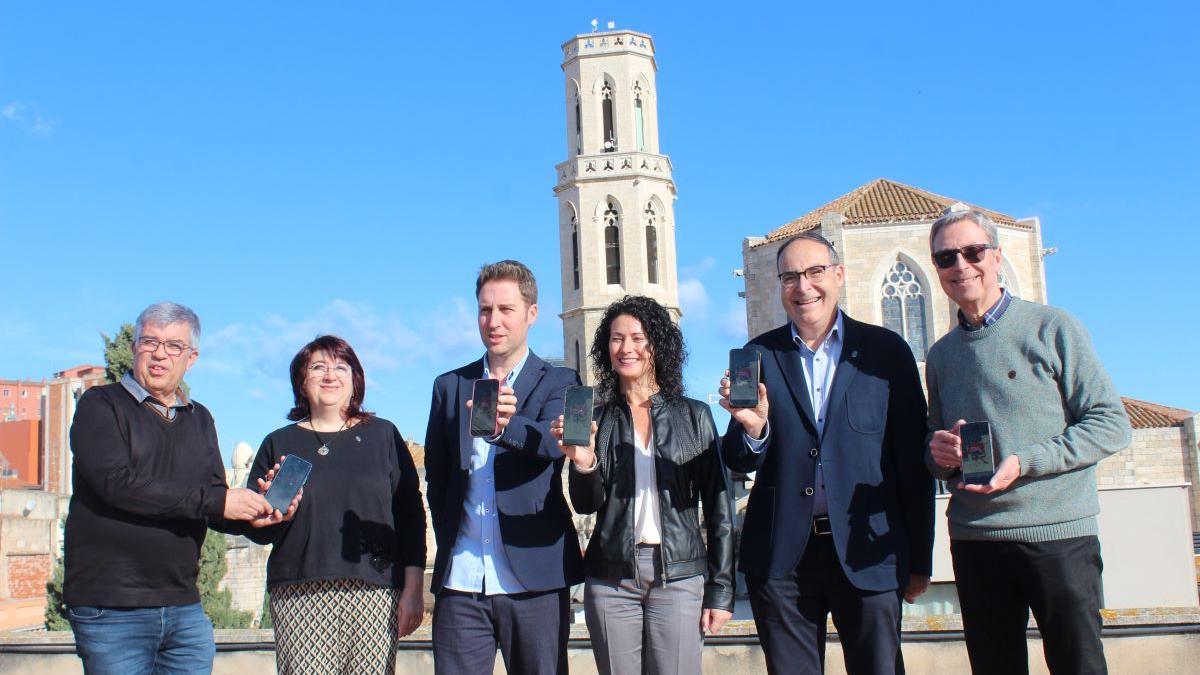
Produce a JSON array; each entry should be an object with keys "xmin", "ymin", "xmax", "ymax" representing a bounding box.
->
[{"xmin": 584, "ymin": 545, "xmax": 705, "ymax": 675}]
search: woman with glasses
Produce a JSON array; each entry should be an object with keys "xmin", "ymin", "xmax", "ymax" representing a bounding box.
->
[
  {"xmin": 552, "ymin": 295, "xmax": 736, "ymax": 675},
  {"xmin": 246, "ymin": 335, "xmax": 426, "ymax": 674}
]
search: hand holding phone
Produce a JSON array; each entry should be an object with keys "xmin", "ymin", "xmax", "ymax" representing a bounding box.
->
[
  {"xmin": 727, "ymin": 349, "xmax": 761, "ymax": 408},
  {"xmin": 264, "ymin": 455, "xmax": 313, "ymax": 514},
  {"xmin": 561, "ymin": 385, "xmax": 595, "ymax": 447},
  {"xmin": 469, "ymin": 379, "xmax": 501, "ymax": 438},
  {"xmin": 959, "ymin": 421, "xmax": 995, "ymax": 485}
]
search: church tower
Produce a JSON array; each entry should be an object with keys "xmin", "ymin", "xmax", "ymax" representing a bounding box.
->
[{"xmin": 555, "ymin": 25, "xmax": 681, "ymax": 383}]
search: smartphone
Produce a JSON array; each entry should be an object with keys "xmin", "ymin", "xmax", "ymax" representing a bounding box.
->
[
  {"xmin": 562, "ymin": 385, "xmax": 595, "ymax": 447},
  {"xmin": 469, "ymin": 379, "xmax": 501, "ymax": 437},
  {"xmin": 728, "ymin": 349, "xmax": 761, "ymax": 408},
  {"xmin": 264, "ymin": 455, "xmax": 313, "ymax": 514},
  {"xmin": 960, "ymin": 421, "xmax": 996, "ymax": 485}
]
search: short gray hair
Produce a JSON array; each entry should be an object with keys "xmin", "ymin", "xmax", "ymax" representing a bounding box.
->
[
  {"xmin": 135, "ymin": 301, "xmax": 201, "ymax": 349},
  {"xmin": 776, "ymin": 231, "xmax": 840, "ymax": 271},
  {"xmin": 929, "ymin": 203, "xmax": 999, "ymax": 251}
]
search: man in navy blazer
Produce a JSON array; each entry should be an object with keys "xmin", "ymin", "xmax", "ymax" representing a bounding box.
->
[
  {"xmin": 425, "ymin": 260, "xmax": 583, "ymax": 675},
  {"xmin": 719, "ymin": 233, "xmax": 933, "ymax": 675}
]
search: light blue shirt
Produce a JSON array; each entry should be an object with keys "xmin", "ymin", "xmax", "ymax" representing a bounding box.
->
[
  {"xmin": 746, "ymin": 312, "xmax": 844, "ymax": 515},
  {"xmin": 444, "ymin": 349, "xmax": 531, "ymax": 595}
]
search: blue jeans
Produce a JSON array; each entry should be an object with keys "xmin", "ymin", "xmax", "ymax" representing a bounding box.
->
[{"xmin": 68, "ymin": 602, "xmax": 215, "ymax": 675}]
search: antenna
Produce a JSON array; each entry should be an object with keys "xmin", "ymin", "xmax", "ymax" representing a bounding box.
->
[{"xmin": 590, "ymin": 18, "xmax": 598, "ymax": 32}]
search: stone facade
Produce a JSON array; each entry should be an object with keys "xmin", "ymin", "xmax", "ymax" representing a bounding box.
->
[
  {"xmin": 221, "ymin": 534, "xmax": 270, "ymax": 623},
  {"xmin": 1097, "ymin": 415, "xmax": 1200, "ymax": 532},
  {"xmin": 556, "ymin": 30, "xmax": 681, "ymax": 382},
  {"xmin": 0, "ymin": 489, "xmax": 56, "ymax": 630}
]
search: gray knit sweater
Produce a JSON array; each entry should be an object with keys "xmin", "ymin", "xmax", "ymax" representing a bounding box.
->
[{"xmin": 924, "ymin": 298, "xmax": 1132, "ymax": 542}]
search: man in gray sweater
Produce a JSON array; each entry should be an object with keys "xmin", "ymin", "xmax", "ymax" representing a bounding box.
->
[{"xmin": 924, "ymin": 204, "xmax": 1131, "ymax": 675}]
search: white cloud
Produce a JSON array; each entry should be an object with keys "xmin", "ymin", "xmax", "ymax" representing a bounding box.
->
[
  {"xmin": 197, "ymin": 297, "xmax": 480, "ymax": 387},
  {"xmin": 678, "ymin": 278, "xmax": 710, "ymax": 320},
  {"xmin": 720, "ymin": 301, "xmax": 749, "ymax": 341},
  {"xmin": 681, "ymin": 256, "xmax": 716, "ymax": 279},
  {"xmin": 1, "ymin": 101, "xmax": 52, "ymax": 135}
]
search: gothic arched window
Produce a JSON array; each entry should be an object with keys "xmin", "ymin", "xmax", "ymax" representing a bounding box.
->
[
  {"xmin": 573, "ymin": 86, "xmax": 583, "ymax": 156},
  {"xmin": 604, "ymin": 201, "xmax": 621, "ymax": 284},
  {"xmin": 880, "ymin": 259, "xmax": 930, "ymax": 359},
  {"xmin": 633, "ymin": 81, "xmax": 646, "ymax": 152},
  {"xmin": 601, "ymin": 80, "xmax": 617, "ymax": 152},
  {"xmin": 644, "ymin": 201, "xmax": 658, "ymax": 284},
  {"xmin": 570, "ymin": 212, "xmax": 581, "ymax": 290}
]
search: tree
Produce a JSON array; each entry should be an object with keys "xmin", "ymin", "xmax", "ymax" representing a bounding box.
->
[
  {"xmin": 198, "ymin": 530, "xmax": 253, "ymax": 629},
  {"xmin": 44, "ymin": 517, "xmax": 68, "ymax": 630},
  {"xmin": 259, "ymin": 589, "xmax": 273, "ymax": 629},
  {"xmin": 101, "ymin": 323, "xmax": 135, "ymax": 383}
]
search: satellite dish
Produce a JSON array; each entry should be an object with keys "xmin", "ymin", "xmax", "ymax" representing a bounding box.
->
[{"xmin": 590, "ymin": 19, "xmax": 598, "ymax": 32}]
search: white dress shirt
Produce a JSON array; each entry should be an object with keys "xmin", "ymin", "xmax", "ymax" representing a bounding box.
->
[{"xmin": 632, "ymin": 429, "xmax": 662, "ymax": 545}]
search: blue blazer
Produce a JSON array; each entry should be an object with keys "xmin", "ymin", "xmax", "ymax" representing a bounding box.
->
[
  {"xmin": 723, "ymin": 315, "xmax": 934, "ymax": 592},
  {"xmin": 424, "ymin": 351, "xmax": 584, "ymax": 594}
]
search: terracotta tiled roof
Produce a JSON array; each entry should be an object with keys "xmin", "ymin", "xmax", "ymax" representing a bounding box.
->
[
  {"xmin": 1121, "ymin": 397, "xmax": 1193, "ymax": 429},
  {"xmin": 759, "ymin": 178, "xmax": 1024, "ymax": 246}
]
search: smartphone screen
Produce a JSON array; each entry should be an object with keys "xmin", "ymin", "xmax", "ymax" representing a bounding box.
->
[
  {"xmin": 960, "ymin": 421, "xmax": 995, "ymax": 484},
  {"xmin": 469, "ymin": 379, "xmax": 500, "ymax": 437},
  {"xmin": 264, "ymin": 455, "xmax": 313, "ymax": 514},
  {"xmin": 728, "ymin": 349, "xmax": 761, "ymax": 408},
  {"xmin": 562, "ymin": 385, "xmax": 595, "ymax": 447}
]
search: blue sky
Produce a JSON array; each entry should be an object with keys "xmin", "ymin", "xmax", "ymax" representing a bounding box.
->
[{"xmin": 2, "ymin": 2, "xmax": 1197, "ymax": 460}]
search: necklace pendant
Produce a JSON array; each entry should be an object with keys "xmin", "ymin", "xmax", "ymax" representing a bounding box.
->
[{"xmin": 317, "ymin": 445, "xmax": 330, "ymax": 456}]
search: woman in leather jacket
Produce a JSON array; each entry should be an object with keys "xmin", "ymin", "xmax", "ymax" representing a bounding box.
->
[{"xmin": 551, "ymin": 295, "xmax": 735, "ymax": 675}]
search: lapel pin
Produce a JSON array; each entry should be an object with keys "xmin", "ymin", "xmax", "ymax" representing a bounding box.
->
[{"xmin": 355, "ymin": 435, "xmax": 362, "ymax": 443}]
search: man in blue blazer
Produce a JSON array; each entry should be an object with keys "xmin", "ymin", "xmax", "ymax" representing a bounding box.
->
[
  {"xmin": 719, "ymin": 233, "xmax": 934, "ymax": 675},
  {"xmin": 425, "ymin": 260, "xmax": 583, "ymax": 675}
]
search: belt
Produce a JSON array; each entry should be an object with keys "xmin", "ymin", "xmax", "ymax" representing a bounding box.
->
[{"xmin": 812, "ymin": 515, "xmax": 832, "ymax": 536}]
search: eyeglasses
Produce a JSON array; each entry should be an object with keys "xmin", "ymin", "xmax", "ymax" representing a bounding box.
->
[
  {"xmin": 778, "ymin": 265, "xmax": 837, "ymax": 288},
  {"xmin": 308, "ymin": 363, "xmax": 352, "ymax": 379},
  {"xmin": 135, "ymin": 337, "xmax": 192, "ymax": 357},
  {"xmin": 932, "ymin": 244, "xmax": 996, "ymax": 270}
]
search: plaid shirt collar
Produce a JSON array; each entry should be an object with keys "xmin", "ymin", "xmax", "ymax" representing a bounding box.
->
[{"xmin": 959, "ymin": 289, "xmax": 1012, "ymax": 332}]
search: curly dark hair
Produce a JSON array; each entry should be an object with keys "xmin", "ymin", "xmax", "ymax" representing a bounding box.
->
[{"xmin": 590, "ymin": 295, "xmax": 687, "ymax": 404}]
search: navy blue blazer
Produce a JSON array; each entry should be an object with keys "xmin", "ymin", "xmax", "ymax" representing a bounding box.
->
[
  {"xmin": 723, "ymin": 314, "xmax": 934, "ymax": 592},
  {"xmin": 424, "ymin": 351, "xmax": 584, "ymax": 594}
]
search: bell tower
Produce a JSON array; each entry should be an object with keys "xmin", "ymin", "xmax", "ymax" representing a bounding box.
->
[{"xmin": 555, "ymin": 25, "xmax": 681, "ymax": 383}]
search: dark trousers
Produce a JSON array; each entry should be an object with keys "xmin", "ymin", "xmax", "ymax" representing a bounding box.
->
[
  {"xmin": 746, "ymin": 534, "xmax": 903, "ymax": 675},
  {"xmin": 432, "ymin": 587, "xmax": 570, "ymax": 675},
  {"xmin": 951, "ymin": 536, "xmax": 1106, "ymax": 675}
]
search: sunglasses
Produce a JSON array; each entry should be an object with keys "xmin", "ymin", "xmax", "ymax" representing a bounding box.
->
[{"xmin": 932, "ymin": 244, "xmax": 996, "ymax": 270}]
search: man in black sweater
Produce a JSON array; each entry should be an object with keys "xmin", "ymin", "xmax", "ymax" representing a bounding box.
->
[{"xmin": 64, "ymin": 302, "xmax": 294, "ymax": 675}]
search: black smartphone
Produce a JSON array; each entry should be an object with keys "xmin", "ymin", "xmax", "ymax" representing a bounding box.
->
[
  {"xmin": 264, "ymin": 455, "xmax": 313, "ymax": 514},
  {"xmin": 469, "ymin": 379, "xmax": 500, "ymax": 437},
  {"xmin": 562, "ymin": 385, "xmax": 595, "ymax": 447},
  {"xmin": 728, "ymin": 348, "xmax": 761, "ymax": 408},
  {"xmin": 960, "ymin": 421, "xmax": 996, "ymax": 485}
]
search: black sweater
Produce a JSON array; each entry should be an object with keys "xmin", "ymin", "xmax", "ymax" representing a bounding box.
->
[
  {"xmin": 64, "ymin": 383, "xmax": 230, "ymax": 607},
  {"xmin": 245, "ymin": 417, "xmax": 427, "ymax": 590}
]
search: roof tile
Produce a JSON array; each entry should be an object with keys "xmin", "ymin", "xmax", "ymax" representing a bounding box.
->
[
  {"xmin": 1121, "ymin": 397, "xmax": 1193, "ymax": 429},
  {"xmin": 760, "ymin": 178, "xmax": 1024, "ymax": 246}
]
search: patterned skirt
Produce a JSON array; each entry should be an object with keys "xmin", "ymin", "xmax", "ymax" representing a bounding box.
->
[{"xmin": 270, "ymin": 578, "xmax": 399, "ymax": 675}]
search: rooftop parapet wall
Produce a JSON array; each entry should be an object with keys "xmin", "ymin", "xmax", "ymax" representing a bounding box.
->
[{"xmin": 562, "ymin": 30, "xmax": 655, "ymax": 66}]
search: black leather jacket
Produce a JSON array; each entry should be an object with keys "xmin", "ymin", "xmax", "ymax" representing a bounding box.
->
[{"xmin": 568, "ymin": 394, "xmax": 736, "ymax": 612}]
